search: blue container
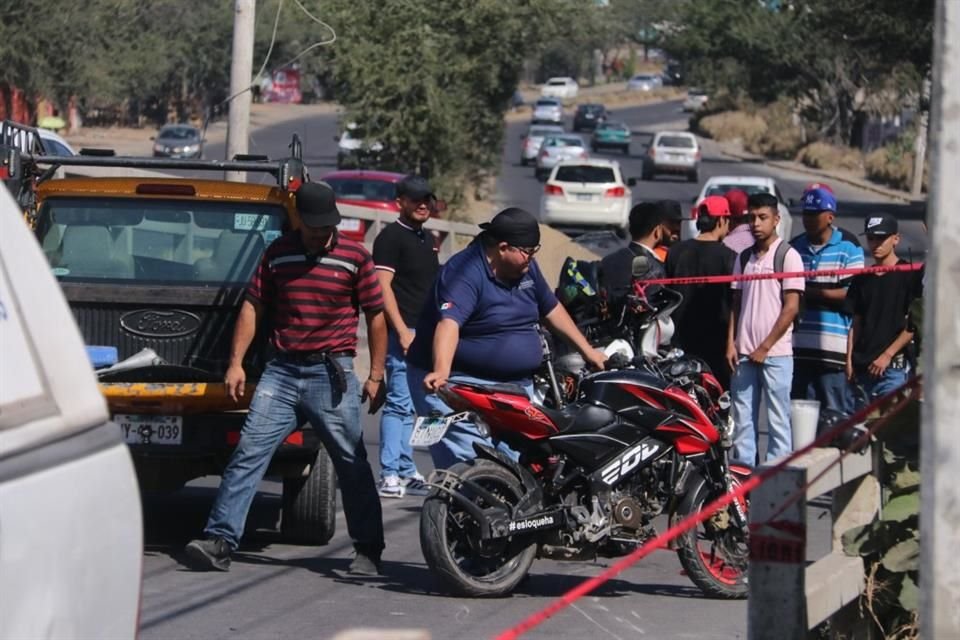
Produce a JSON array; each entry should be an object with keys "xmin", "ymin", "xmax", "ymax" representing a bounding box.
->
[{"xmin": 86, "ymin": 346, "xmax": 119, "ymax": 369}]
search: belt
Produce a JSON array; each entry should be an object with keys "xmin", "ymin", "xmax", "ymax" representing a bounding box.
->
[{"xmin": 276, "ymin": 350, "xmax": 353, "ymax": 393}]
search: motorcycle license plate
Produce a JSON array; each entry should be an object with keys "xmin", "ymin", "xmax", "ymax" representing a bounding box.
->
[{"xmin": 410, "ymin": 412, "xmax": 471, "ymax": 447}]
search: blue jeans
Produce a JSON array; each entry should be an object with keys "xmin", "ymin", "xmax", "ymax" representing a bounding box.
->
[
  {"xmin": 792, "ymin": 361, "xmax": 853, "ymax": 415},
  {"xmin": 853, "ymin": 366, "xmax": 910, "ymax": 411},
  {"xmin": 205, "ymin": 356, "xmax": 384, "ymax": 554},
  {"xmin": 379, "ymin": 329, "xmax": 419, "ymax": 479},
  {"xmin": 406, "ymin": 363, "xmax": 523, "ymax": 470},
  {"xmin": 730, "ymin": 355, "xmax": 794, "ymax": 468}
]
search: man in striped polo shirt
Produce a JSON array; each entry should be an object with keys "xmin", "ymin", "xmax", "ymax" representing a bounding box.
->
[
  {"xmin": 185, "ymin": 182, "xmax": 388, "ymax": 576},
  {"xmin": 789, "ymin": 185, "xmax": 864, "ymax": 414}
]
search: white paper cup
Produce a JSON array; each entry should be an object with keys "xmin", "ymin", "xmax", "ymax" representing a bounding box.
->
[{"xmin": 791, "ymin": 399, "xmax": 821, "ymax": 450}]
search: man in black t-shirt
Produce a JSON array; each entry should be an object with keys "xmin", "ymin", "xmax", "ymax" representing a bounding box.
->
[
  {"xmin": 371, "ymin": 175, "xmax": 440, "ymax": 498},
  {"xmin": 600, "ymin": 200, "xmax": 681, "ymax": 300},
  {"xmin": 845, "ymin": 214, "xmax": 922, "ymax": 409},
  {"xmin": 666, "ymin": 195, "xmax": 736, "ymax": 388}
]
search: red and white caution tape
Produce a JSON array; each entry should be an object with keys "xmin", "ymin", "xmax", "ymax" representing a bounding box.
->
[{"xmin": 635, "ymin": 260, "xmax": 923, "ymax": 288}]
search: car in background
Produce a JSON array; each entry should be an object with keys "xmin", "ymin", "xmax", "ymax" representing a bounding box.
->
[
  {"xmin": 683, "ymin": 175, "xmax": 794, "ymax": 242},
  {"xmin": 334, "ymin": 122, "xmax": 386, "ymax": 170},
  {"xmin": 535, "ymin": 134, "xmax": 589, "ymax": 181},
  {"xmin": 531, "ymin": 98, "xmax": 564, "ymax": 125},
  {"xmin": 520, "ymin": 124, "xmax": 564, "ymax": 166},
  {"xmin": 152, "ymin": 123, "xmax": 203, "ymax": 159},
  {"xmin": 321, "ymin": 169, "xmax": 445, "ymax": 243},
  {"xmin": 37, "ymin": 128, "xmax": 76, "ymax": 156},
  {"xmin": 572, "ymin": 103, "xmax": 608, "ymax": 132},
  {"xmin": 0, "ymin": 185, "xmax": 142, "ymax": 639},
  {"xmin": 643, "ymin": 130, "xmax": 701, "ymax": 182},
  {"xmin": 627, "ymin": 73, "xmax": 663, "ymax": 91},
  {"xmin": 590, "ymin": 121, "xmax": 631, "ymax": 155},
  {"xmin": 541, "ymin": 77, "xmax": 579, "ymax": 100},
  {"xmin": 540, "ymin": 159, "xmax": 635, "ymax": 232},
  {"xmin": 662, "ymin": 61, "xmax": 684, "ymax": 86},
  {"xmin": 683, "ymin": 88, "xmax": 710, "ymax": 112}
]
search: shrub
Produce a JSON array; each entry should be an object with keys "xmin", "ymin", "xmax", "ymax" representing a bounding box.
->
[
  {"xmin": 749, "ymin": 100, "xmax": 805, "ymax": 159},
  {"xmin": 797, "ymin": 142, "xmax": 864, "ymax": 172},
  {"xmin": 698, "ymin": 111, "xmax": 767, "ymax": 148},
  {"xmin": 865, "ymin": 145, "xmax": 915, "ymax": 192}
]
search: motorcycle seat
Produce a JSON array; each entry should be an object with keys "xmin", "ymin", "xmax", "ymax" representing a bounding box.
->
[
  {"xmin": 452, "ymin": 381, "xmax": 529, "ymax": 397},
  {"xmin": 542, "ymin": 403, "xmax": 617, "ymax": 434}
]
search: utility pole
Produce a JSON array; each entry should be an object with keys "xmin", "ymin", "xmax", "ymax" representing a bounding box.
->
[
  {"xmin": 225, "ymin": 0, "xmax": 255, "ymax": 182},
  {"xmin": 911, "ymin": 77, "xmax": 930, "ymax": 199},
  {"xmin": 921, "ymin": 0, "xmax": 960, "ymax": 636}
]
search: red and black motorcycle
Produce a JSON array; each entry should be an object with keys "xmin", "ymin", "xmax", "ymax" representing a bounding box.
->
[{"xmin": 418, "ymin": 287, "xmax": 751, "ymax": 599}]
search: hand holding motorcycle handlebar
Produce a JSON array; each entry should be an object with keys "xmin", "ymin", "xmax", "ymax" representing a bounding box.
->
[{"xmin": 583, "ymin": 347, "xmax": 607, "ymax": 372}]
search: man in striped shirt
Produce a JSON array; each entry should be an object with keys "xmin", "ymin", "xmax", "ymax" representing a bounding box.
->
[
  {"xmin": 789, "ymin": 185, "xmax": 864, "ymax": 414},
  {"xmin": 185, "ymin": 182, "xmax": 389, "ymax": 576}
]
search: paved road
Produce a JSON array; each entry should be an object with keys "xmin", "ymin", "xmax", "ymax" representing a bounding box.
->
[{"xmin": 139, "ymin": 99, "xmax": 918, "ymax": 640}]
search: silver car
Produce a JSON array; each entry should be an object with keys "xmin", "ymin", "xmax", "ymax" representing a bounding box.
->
[
  {"xmin": 535, "ymin": 134, "xmax": 588, "ymax": 181},
  {"xmin": 531, "ymin": 98, "xmax": 564, "ymax": 125},
  {"xmin": 643, "ymin": 131, "xmax": 701, "ymax": 183},
  {"xmin": 626, "ymin": 73, "xmax": 663, "ymax": 91},
  {"xmin": 520, "ymin": 124, "xmax": 564, "ymax": 166}
]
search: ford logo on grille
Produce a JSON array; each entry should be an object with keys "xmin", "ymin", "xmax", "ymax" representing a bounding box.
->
[{"xmin": 120, "ymin": 309, "xmax": 201, "ymax": 338}]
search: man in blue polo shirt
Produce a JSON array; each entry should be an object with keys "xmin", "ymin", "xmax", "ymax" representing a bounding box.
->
[
  {"xmin": 789, "ymin": 185, "xmax": 864, "ymax": 414},
  {"xmin": 406, "ymin": 207, "xmax": 607, "ymax": 469}
]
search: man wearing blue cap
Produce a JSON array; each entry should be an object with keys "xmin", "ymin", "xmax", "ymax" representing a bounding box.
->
[{"xmin": 789, "ymin": 185, "xmax": 864, "ymax": 414}]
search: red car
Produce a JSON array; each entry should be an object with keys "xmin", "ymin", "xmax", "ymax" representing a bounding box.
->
[{"xmin": 322, "ymin": 170, "xmax": 443, "ymax": 243}]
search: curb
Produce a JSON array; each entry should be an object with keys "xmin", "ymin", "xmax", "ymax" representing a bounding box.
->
[{"xmin": 715, "ymin": 145, "xmax": 918, "ymax": 205}]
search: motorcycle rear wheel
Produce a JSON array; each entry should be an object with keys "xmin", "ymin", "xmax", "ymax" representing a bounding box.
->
[
  {"xmin": 675, "ymin": 479, "xmax": 749, "ymax": 599},
  {"xmin": 420, "ymin": 460, "xmax": 537, "ymax": 597}
]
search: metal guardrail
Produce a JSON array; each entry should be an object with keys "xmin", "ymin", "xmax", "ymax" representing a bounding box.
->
[{"xmin": 749, "ymin": 447, "xmax": 879, "ymax": 639}]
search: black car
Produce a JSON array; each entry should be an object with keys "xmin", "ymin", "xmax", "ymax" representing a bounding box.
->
[
  {"xmin": 152, "ymin": 124, "xmax": 204, "ymax": 159},
  {"xmin": 572, "ymin": 103, "xmax": 608, "ymax": 132},
  {"xmin": 663, "ymin": 61, "xmax": 684, "ymax": 86}
]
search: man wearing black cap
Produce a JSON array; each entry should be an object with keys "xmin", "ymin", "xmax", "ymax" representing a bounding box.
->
[
  {"xmin": 371, "ymin": 175, "xmax": 440, "ymax": 498},
  {"xmin": 406, "ymin": 207, "xmax": 607, "ymax": 469},
  {"xmin": 184, "ymin": 181, "xmax": 389, "ymax": 576},
  {"xmin": 599, "ymin": 200, "xmax": 682, "ymax": 301},
  {"xmin": 845, "ymin": 214, "xmax": 922, "ymax": 409}
]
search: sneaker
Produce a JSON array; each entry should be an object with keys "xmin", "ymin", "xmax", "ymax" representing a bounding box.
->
[
  {"xmin": 348, "ymin": 551, "xmax": 382, "ymax": 576},
  {"xmin": 184, "ymin": 536, "xmax": 232, "ymax": 571},
  {"xmin": 400, "ymin": 475, "xmax": 431, "ymax": 497},
  {"xmin": 378, "ymin": 475, "xmax": 405, "ymax": 498}
]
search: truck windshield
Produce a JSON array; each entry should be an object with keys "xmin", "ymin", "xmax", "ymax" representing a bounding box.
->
[{"xmin": 35, "ymin": 197, "xmax": 285, "ymax": 284}]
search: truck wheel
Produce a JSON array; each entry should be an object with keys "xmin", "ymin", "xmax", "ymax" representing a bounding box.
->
[{"xmin": 281, "ymin": 447, "xmax": 337, "ymax": 545}]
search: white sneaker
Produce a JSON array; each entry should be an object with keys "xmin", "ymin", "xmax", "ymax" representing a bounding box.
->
[
  {"xmin": 400, "ymin": 473, "xmax": 430, "ymax": 497},
  {"xmin": 378, "ymin": 475, "xmax": 404, "ymax": 498}
]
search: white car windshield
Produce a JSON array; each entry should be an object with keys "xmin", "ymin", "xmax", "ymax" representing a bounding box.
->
[
  {"xmin": 555, "ymin": 166, "xmax": 616, "ymax": 183},
  {"xmin": 706, "ymin": 184, "xmax": 771, "ymax": 196},
  {"xmin": 657, "ymin": 136, "xmax": 696, "ymax": 148},
  {"xmin": 546, "ymin": 137, "xmax": 584, "ymax": 148}
]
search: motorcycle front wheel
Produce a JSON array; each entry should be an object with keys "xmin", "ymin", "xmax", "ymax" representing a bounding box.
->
[
  {"xmin": 420, "ymin": 460, "xmax": 537, "ymax": 597},
  {"xmin": 674, "ymin": 479, "xmax": 749, "ymax": 599}
]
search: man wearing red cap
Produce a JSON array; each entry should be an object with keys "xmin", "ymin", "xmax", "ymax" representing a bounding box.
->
[
  {"xmin": 722, "ymin": 188, "xmax": 753, "ymax": 256},
  {"xmin": 666, "ymin": 195, "xmax": 736, "ymax": 388}
]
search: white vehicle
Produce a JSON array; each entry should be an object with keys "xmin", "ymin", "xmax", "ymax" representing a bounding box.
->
[
  {"xmin": 334, "ymin": 122, "xmax": 384, "ymax": 170},
  {"xmin": 682, "ymin": 175, "xmax": 794, "ymax": 242},
  {"xmin": 531, "ymin": 98, "xmax": 564, "ymax": 125},
  {"xmin": 682, "ymin": 88, "xmax": 709, "ymax": 112},
  {"xmin": 539, "ymin": 159, "xmax": 635, "ymax": 232},
  {"xmin": 37, "ymin": 128, "xmax": 77, "ymax": 156},
  {"xmin": 520, "ymin": 124, "xmax": 564, "ymax": 166},
  {"xmin": 0, "ymin": 187, "xmax": 142, "ymax": 638},
  {"xmin": 626, "ymin": 73, "xmax": 663, "ymax": 91},
  {"xmin": 643, "ymin": 131, "xmax": 701, "ymax": 183},
  {"xmin": 534, "ymin": 134, "xmax": 589, "ymax": 181},
  {"xmin": 540, "ymin": 76, "xmax": 579, "ymax": 100}
]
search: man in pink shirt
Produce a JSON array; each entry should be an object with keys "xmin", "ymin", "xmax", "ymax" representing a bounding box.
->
[
  {"xmin": 726, "ymin": 192, "xmax": 805, "ymax": 467},
  {"xmin": 722, "ymin": 189, "xmax": 754, "ymax": 256}
]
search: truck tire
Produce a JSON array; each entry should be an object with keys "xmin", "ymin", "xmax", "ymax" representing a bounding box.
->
[{"xmin": 281, "ymin": 447, "xmax": 337, "ymax": 545}]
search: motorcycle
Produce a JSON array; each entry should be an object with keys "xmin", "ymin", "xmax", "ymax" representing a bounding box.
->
[{"xmin": 417, "ymin": 271, "xmax": 751, "ymax": 599}]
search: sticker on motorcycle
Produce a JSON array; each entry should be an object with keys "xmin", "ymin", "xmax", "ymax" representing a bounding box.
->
[
  {"xmin": 410, "ymin": 412, "xmax": 472, "ymax": 447},
  {"xmin": 600, "ymin": 441, "xmax": 661, "ymax": 485}
]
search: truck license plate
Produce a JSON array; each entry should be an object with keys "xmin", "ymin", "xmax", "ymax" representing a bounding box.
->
[{"xmin": 116, "ymin": 414, "xmax": 183, "ymax": 445}]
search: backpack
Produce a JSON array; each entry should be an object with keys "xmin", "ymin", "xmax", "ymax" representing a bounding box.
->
[{"xmin": 739, "ymin": 241, "xmax": 804, "ymax": 326}]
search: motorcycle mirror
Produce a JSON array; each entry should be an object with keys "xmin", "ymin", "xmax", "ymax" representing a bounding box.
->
[{"xmin": 631, "ymin": 255, "xmax": 652, "ymax": 278}]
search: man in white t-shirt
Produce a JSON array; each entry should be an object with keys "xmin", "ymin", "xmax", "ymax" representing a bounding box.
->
[{"xmin": 726, "ymin": 192, "xmax": 805, "ymax": 467}]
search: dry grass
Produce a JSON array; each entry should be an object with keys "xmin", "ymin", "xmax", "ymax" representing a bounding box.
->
[
  {"xmin": 698, "ymin": 110, "xmax": 767, "ymax": 148},
  {"xmin": 797, "ymin": 142, "xmax": 865, "ymax": 172},
  {"xmin": 699, "ymin": 100, "xmax": 806, "ymax": 159},
  {"xmin": 865, "ymin": 147, "xmax": 918, "ymax": 192}
]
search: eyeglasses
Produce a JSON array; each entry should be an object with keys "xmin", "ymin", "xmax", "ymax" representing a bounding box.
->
[{"xmin": 509, "ymin": 244, "xmax": 541, "ymax": 257}]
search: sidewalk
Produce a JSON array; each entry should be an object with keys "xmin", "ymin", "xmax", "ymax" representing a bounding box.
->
[{"xmin": 698, "ymin": 137, "xmax": 920, "ymax": 205}]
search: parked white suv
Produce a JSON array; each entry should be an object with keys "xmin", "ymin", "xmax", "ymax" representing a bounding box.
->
[
  {"xmin": 682, "ymin": 175, "xmax": 794, "ymax": 242},
  {"xmin": 0, "ymin": 186, "xmax": 142, "ymax": 638},
  {"xmin": 540, "ymin": 159, "xmax": 635, "ymax": 232},
  {"xmin": 541, "ymin": 77, "xmax": 579, "ymax": 100}
]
